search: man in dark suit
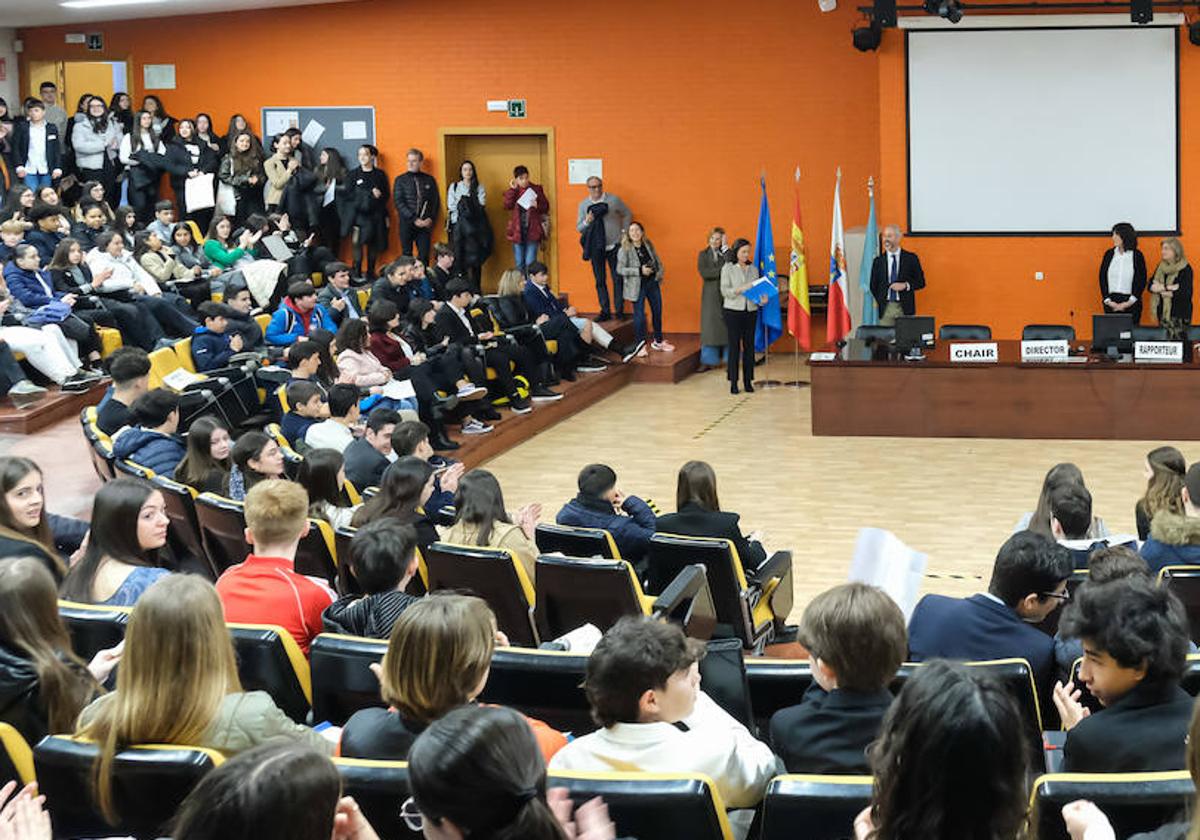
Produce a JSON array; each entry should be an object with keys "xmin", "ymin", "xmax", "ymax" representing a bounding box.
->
[
  {"xmin": 770, "ymin": 582, "xmax": 905, "ymax": 774},
  {"xmin": 392, "ymin": 148, "xmax": 440, "ymax": 266},
  {"xmin": 342, "ymin": 407, "xmax": 401, "ymax": 491},
  {"xmin": 907, "ymin": 530, "xmax": 1073, "ymax": 704},
  {"xmin": 1054, "ymin": 577, "xmax": 1192, "ymax": 773},
  {"xmin": 869, "ymin": 225, "xmax": 925, "ymax": 327}
]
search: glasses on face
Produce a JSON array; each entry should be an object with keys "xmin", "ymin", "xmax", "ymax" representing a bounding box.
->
[
  {"xmin": 1041, "ymin": 590, "xmax": 1070, "ymax": 602},
  {"xmin": 400, "ymin": 797, "xmax": 424, "ymax": 831}
]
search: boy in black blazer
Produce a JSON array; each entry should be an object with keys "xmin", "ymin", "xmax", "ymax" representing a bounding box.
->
[
  {"xmin": 10, "ymin": 99, "xmax": 62, "ymax": 189},
  {"xmin": 1054, "ymin": 576, "xmax": 1193, "ymax": 773},
  {"xmin": 769, "ymin": 583, "xmax": 905, "ymax": 774}
]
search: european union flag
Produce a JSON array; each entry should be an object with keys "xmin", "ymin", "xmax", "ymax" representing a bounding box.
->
[{"xmin": 753, "ymin": 178, "xmax": 783, "ymax": 353}]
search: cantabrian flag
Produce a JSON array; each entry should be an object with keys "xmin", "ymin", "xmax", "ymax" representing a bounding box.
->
[
  {"xmin": 787, "ymin": 167, "xmax": 811, "ymax": 350},
  {"xmin": 827, "ymin": 169, "xmax": 852, "ymax": 345}
]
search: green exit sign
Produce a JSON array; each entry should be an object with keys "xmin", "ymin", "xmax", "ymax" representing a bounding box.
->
[{"xmin": 507, "ymin": 99, "xmax": 526, "ymax": 119}]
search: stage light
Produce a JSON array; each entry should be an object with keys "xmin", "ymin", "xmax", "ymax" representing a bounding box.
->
[
  {"xmin": 853, "ymin": 20, "xmax": 883, "ymax": 51},
  {"xmin": 1190, "ymin": 19, "xmax": 1200, "ymax": 45},
  {"xmin": 1130, "ymin": 0, "xmax": 1152, "ymax": 23},
  {"xmin": 924, "ymin": 0, "xmax": 964, "ymax": 23},
  {"xmin": 875, "ymin": 0, "xmax": 898, "ymax": 27}
]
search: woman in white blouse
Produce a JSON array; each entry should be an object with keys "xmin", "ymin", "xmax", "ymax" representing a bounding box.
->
[
  {"xmin": 1099, "ymin": 222, "xmax": 1146, "ymax": 323},
  {"xmin": 86, "ymin": 230, "xmax": 197, "ymax": 340}
]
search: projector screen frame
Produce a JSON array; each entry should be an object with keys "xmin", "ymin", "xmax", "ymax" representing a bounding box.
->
[{"xmin": 903, "ymin": 24, "xmax": 1181, "ymax": 238}]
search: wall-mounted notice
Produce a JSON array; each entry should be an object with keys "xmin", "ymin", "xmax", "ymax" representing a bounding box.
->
[
  {"xmin": 342, "ymin": 120, "xmax": 368, "ymax": 140},
  {"xmin": 568, "ymin": 159, "xmax": 603, "ymax": 185},
  {"xmin": 142, "ymin": 64, "xmax": 176, "ymax": 90}
]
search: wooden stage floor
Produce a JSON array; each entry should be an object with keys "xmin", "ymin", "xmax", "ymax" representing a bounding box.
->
[{"xmin": 12, "ymin": 355, "xmax": 1175, "ymax": 622}]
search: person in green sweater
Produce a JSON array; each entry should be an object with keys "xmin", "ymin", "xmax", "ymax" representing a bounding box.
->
[{"xmin": 203, "ymin": 215, "xmax": 260, "ymax": 269}]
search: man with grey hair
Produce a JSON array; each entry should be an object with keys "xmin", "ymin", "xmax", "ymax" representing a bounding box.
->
[
  {"xmin": 576, "ymin": 176, "xmax": 633, "ymax": 321},
  {"xmin": 869, "ymin": 224, "xmax": 926, "ymax": 326}
]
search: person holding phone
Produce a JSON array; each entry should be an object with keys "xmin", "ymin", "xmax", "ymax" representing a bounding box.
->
[{"xmin": 720, "ymin": 237, "xmax": 766, "ymax": 394}]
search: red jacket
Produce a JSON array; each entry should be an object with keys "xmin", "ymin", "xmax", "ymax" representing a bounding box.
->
[
  {"xmin": 368, "ymin": 330, "xmax": 411, "ymax": 374},
  {"xmin": 215, "ymin": 554, "xmax": 335, "ymax": 655},
  {"xmin": 502, "ymin": 183, "xmax": 550, "ymax": 243}
]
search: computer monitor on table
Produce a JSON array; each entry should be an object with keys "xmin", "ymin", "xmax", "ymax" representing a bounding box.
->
[
  {"xmin": 895, "ymin": 316, "xmax": 935, "ymax": 354},
  {"xmin": 1092, "ymin": 314, "xmax": 1134, "ymax": 355}
]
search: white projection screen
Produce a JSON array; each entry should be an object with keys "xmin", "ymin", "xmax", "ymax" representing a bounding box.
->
[{"xmin": 906, "ymin": 26, "xmax": 1178, "ymax": 234}]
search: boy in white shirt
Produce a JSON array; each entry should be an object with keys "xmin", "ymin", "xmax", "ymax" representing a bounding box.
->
[
  {"xmin": 304, "ymin": 382, "xmax": 360, "ymax": 453},
  {"xmin": 549, "ymin": 616, "xmax": 779, "ymax": 839}
]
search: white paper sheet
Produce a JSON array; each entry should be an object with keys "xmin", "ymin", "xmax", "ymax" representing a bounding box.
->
[
  {"xmin": 142, "ymin": 64, "xmax": 176, "ymax": 90},
  {"xmin": 847, "ymin": 527, "xmax": 928, "ymax": 622},
  {"xmin": 301, "ymin": 119, "xmax": 325, "ymax": 148},
  {"xmin": 516, "ymin": 187, "xmax": 538, "ymax": 210},
  {"xmin": 264, "ymin": 110, "xmax": 299, "ymax": 137},
  {"xmin": 162, "ymin": 368, "xmax": 201, "ymax": 391},
  {"xmin": 323, "ymin": 180, "xmax": 336, "ymax": 207},
  {"xmin": 216, "ymin": 182, "xmax": 237, "ymax": 216},
  {"xmin": 184, "ymin": 173, "xmax": 215, "ymax": 212},
  {"xmin": 382, "ymin": 379, "xmax": 416, "ymax": 400},
  {"xmin": 342, "ymin": 120, "xmax": 368, "ymax": 140},
  {"xmin": 567, "ymin": 158, "xmax": 603, "ymax": 185}
]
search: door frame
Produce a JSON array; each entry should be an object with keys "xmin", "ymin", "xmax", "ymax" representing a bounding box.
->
[
  {"xmin": 437, "ymin": 126, "xmax": 558, "ymax": 292},
  {"xmin": 23, "ymin": 57, "xmax": 135, "ymax": 103}
]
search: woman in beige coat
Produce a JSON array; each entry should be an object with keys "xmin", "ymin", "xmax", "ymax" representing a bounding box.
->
[{"xmin": 440, "ymin": 468, "xmax": 540, "ymax": 584}]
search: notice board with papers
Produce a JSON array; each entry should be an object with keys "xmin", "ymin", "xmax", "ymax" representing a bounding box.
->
[{"xmin": 259, "ymin": 106, "xmax": 377, "ymax": 165}]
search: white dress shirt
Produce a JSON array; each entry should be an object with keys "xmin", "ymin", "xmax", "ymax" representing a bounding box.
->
[
  {"xmin": 304, "ymin": 419, "xmax": 355, "ymax": 454},
  {"xmin": 1107, "ymin": 249, "xmax": 1135, "ymax": 296},
  {"xmin": 25, "ymin": 123, "xmax": 48, "ymax": 173}
]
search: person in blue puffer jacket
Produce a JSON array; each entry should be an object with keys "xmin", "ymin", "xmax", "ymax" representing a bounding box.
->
[
  {"xmin": 265, "ymin": 280, "xmax": 335, "ymax": 346},
  {"xmin": 191, "ymin": 302, "xmax": 245, "ymax": 373},
  {"xmin": 555, "ymin": 463, "xmax": 656, "ymax": 575},
  {"xmin": 112, "ymin": 388, "xmax": 186, "ymax": 476}
]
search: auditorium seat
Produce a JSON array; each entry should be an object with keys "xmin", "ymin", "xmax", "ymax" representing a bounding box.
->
[
  {"xmin": 1031, "ymin": 771, "xmax": 1194, "ymax": 840},
  {"xmin": 334, "ymin": 758, "xmax": 419, "ymax": 839},
  {"xmin": 1022, "ymin": 324, "xmax": 1075, "ymax": 341},
  {"xmin": 34, "ymin": 735, "xmax": 222, "ymax": 839},
  {"xmin": 310, "ymin": 633, "xmax": 387, "ymax": 725},
  {"xmin": 227, "ymin": 623, "xmax": 312, "ymax": 723},
  {"xmin": 175, "ymin": 337, "xmax": 196, "ymax": 373},
  {"xmin": 476, "ymin": 646, "xmax": 592, "ymax": 733},
  {"xmin": 146, "ymin": 345, "xmax": 181, "ymax": 389},
  {"xmin": 1158, "ymin": 566, "xmax": 1200, "ymax": 642},
  {"xmin": 424, "ymin": 542, "xmax": 538, "ymax": 646},
  {"xmin": 745, "ymin": 658, "xmax": 814, "ymax": 737},
  {"xmin": 855, "ymin": 325, "xmax": 894, "ymax": 342},
  {"xmin": 534, "ymin": 555, "xmax": 652, "ymax": 638},
  {"xmin": 759, "ymin": 774, "xmax": 873, "ymax": 840},
  {"xmin": 1131, "ymin": 325, "xmax": 1169, "ymax": 342},
  {"xmin": 194, "ymin": 493, "xmax": 251, "ymax": 572},
  {"xmin": 58, "ymin": 600, "xmax": 131, "ymax": 661},
  {"xmin": 548, "ymin": 769, "xmax": 734, "ymax": 840},
  {"xmin": 149, "ymin": 474, "xmax": 214, "ymax": 578},
  {"xmin": 80, "ymin": 407, "xmax": 116, "ymax": 482},
  {"xmin": 333, "ymin": 525, "xmax": 361, "ymax": 594},
  {"xmin": 535, "ymin": 522, "xmax": 620, "ymax": 558},
  {"xmin": 0, "ymin": 723, "xmax": 34, "ymax": 788},
  {"xmin": 295, "ymin": 517, "xmax": 339, "ymax": 585},
  {"xmin": 939, "ymin": 324, "xmax": 992, "ymax": 340},
  {"xmin": 646, "ymin": 534, "xmax": 790, "ymax": 652},
  {"xmin": 114, "ymin": 459, "xmax": 155, "ymax": 480}
]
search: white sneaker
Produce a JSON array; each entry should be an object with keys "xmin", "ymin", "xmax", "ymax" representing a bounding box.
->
[
  {"xmin": 651, "ymin": 340, "xmax": 676, "ymax": 352},
  {"xmin": 462, "ymin": 419, "xmax": 494, "ymax": 435},
  {"xmin": 9, "ymin": 380, "xmax": 47, "ymax": 396},
  {"xmin": 456, "ymin": 383, "xmax": 488, "ymax": 400},
  {"xmin": 622, "ymin": 341, "xmax": 646, "ymax": 363},
  {"xmin": 577, "ymin": 362, "xmax": 607, "ymax": 373}
]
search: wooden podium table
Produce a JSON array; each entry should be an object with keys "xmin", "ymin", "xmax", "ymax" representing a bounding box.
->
[{"xmin": 810, "ymin": 340, "xmax": 1200, "ymax": 440}]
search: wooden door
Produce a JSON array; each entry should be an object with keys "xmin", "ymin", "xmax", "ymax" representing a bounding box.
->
[
  {"xmin": 25, "ymin": 60, "xmax": 63, "ymax": 100},
  {"xmin": 63, "ymin": 61, "xmax": 124, "ymax": 106},
  {"xmin": 440, "ymin": 130, "xmax": 556, "ymax": 294}
]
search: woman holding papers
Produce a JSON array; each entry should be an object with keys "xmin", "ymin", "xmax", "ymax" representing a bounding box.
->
[
  {"xmin": 502, "ymin": 164, "xmax": 549, "ymax": 277},
  {"xmin": 617, "ymin": 221, "xmax": 671, "ymax": 358},
  {"xmin": 333, "ymin": 318, "xmax": 418, "ymax": 416},
  {"xmin": 720, "ymin": 237, "xmax": 767, "ymax": 395},
  {"xmin": 165, "ymin": 118, "xmax": 219, "ymax": 233},
  {"xmin": 1098, "ymin": 222, "xmax": 1146, "ymax": 324}
]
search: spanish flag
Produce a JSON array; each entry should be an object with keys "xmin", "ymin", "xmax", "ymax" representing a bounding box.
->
[{"xmin": 787, "ymin": 167, "xmax": 812, "ymax": 350}]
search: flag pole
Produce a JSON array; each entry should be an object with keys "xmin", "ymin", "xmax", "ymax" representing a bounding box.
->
[
  {"xmin": 782, "ymin": 165, "xmax": 810, "ymax": 389},
  {"xmin": 754, "ymin": 168, "xmax": 784, "ymax": 388}
]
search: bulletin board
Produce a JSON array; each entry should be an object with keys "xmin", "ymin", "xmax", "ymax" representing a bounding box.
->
[{"xmin": 259, "ymin": 106, "xmax": 377, "ymax": 165}]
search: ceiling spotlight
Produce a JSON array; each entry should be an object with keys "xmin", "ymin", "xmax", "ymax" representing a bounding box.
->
[
  {"xmin": 1130, "ymin": 0, "xmax": 1152, "ymax": 23},
  {"xmin": 853, "ymin": 20, "xmax": 883, "ymax": 51},
  {"xmin": 874, "ymin": 0, "xmax": 898, "ymax": 27},
  {"xmin": 924, "ymin": 0, "xmax": 964, "ymax": 23}
]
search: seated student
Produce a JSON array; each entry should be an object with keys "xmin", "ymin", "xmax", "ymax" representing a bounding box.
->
[
  {"xmin": 0, "ymin": 218, "xmax": 25, "ymax": 265},
  {"xmin": 769, "ymin": 582, "xmax": 906, "ymax": 774},
  {"xmin": 22, "ymin": 202, "xmax": 65, "ymax": 266},
  {"xmin": 556, "ymin": 463, "xmax": 656, "ymax": 572},
  {"xmin": 442, "ymin": 469, "xmax": 540, "ymax": 582},
  {"xmin": 340, "ymin": 593, "xmax": 566, "ymax": 762},
  {"xmin": 1049, "ymin": 483, "xmax": 1134, "ymax": 570},
  {"xmin": 1142, "ymin": 461, "xmax": 1200, "ymax": 575},
  {"xmin": 173, "ymin": 416, "xmax": 232, "ymax": 495},
  {"xmin": 342, "ymin": 407, "xmax": 400, "ymax": 491},
  {"xmin": 1016, "ymin": 462, "xmax": 1110, "ymax": 539},
  {"xmin": 135, "ymin": 228, "xmax": 210, "ymax": 309},
  {"xmin": 145, "ymin": 199, "xmax": 175, "ymax": 242},
  {"xmin": 1053, "ymin": 576, "xmax": 1193, "ymax": 773},
  {"xmin": 280, "ymin": 380, "xmax": 326, "ymax": 447},
  {"xmin": 70, "ymin": 201, "xmax": 109, "ymax": 253},
  {"xmin": 322, "ymin": 519, "xmax": 421, "ymax": 638},
  {"xmin": 0, "ymin": 557, "xmax": 113, "ymax": 744},
  {"xmin": 297, "ymin": 447, "xmax": 359, "ymax": 530},
  {"xmin": 493, "ymin": 268, "xmax": 589, "ymax": 383},
  {"xmin": 907, "ymin": 529, "xmax": 1074, "ymax": 704},
  {"xmin": 96, "ymin": 347, "xmax": 150, "ymax": 435},
  {"xmin": 316, "ymin": 261, "xmax": 364, "ymax": 325},
  {"xmin": 86, "ymin": 230, "xmax": 200, "ymax": 339},
  {"xmin": 523, "ymin": 261, "xmax": 639, "ymax": 362},
  {"xmin": 215, "ymin": 479, "xmax": 335, "ymax": 655},
  {"xmin": 389, "ymin": 420, "xmax": 463, "ymax": 522},
  {"xmin": 550, "ymin": 616, "xmax": 778, "ymax": 836},
  {"xmin": 1136, "ymin": 445, "xmax": 1187, "ymax": 542},
  {"xmin": 285, "ymin": 339, "xmax": 331, "ymax": 394},
  {"xmin": 112, "ymin": 388, "xmax": 187, "ymax": 476},
  {"xmin": 333, "ymin": 318, "xmax": 419, "ymax": 418},
  {"xmin": 222, "ymin": 283, "xmax": 265, "ymax": 350},
  {"xmin": 304, "ymin": 383, "xmax": 360, "ymax": 453},
  {"xmin": 851, "ymin": 660, "xmax": 1030, "ymax": 840},
  {"xmin": 76, "ymin": 576, "xmax": 332, "ymax": 825},
  {"xmin": 424, "ymin": 242, "xmax": 459, "ymax": 301},
  {"xmin": 351, "ymin": 456, "xmax": 440, "ymax": 551},
  {"xmin": 48, "ymin": 235, "xmax": 158, "ymax": 353},
  {"xmin": 0, "ymin": 456, "xmax": 88, "ymax": 578},
  {"xmin": 371, "ymin": 256, "xmax": 417, "ymax": 314},
  {"xmin": 266, "ymin": 281, "xmax": 335, "ymax": 346},
  {"xmin": 59, "ymin": 478, "xmax": 172, "ymax": 607},
  {"xmin": 191, "ymin": 302, "xmax": 245, "ymax": 372},
  {"xmin": 225, "ymin": 430, "xmax": 286, "ymax": 502}
]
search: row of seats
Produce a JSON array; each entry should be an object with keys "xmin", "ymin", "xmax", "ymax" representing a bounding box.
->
[
  {"xmin": 3, "ymin": 722, "xmax": 1190, "ymax": 840},
  {"xmin": 856, "ymin": 324, "xmax": 1200, "ymax": 342}
]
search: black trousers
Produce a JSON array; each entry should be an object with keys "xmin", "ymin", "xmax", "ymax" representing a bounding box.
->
[
  {"xmin": 723, "ymin": 308, "xmax": 757, "ymax": 386},
  {"xmin": 482, "ymin": 342, "xmax": 536, "ymax": 397},
  {"xmin": 128, "ymin": 179, "xmax": 159, "ymax": 224},
  {"xmin": 96, "ymin": 296, "xmax": 164, "ymax": 350},
  {"xmin": 0, "ymin": 344, "xmax": 28, "ymax": 391},
  {"xmin": 399, "ymin": 222, "xmax": 432, "ymax": 265},
  {"xmin": 139, "ymin": 294, "xmax": 199, "ymax": 338},
  {"xmin": 57, "ymin": 314, "xmax": 101, "ymax": 357},
  {"xmin": 590, "ymin": 247, "xmax": 623, "ymax": 318}
]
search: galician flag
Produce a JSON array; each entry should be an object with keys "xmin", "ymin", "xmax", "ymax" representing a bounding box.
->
[
  {"xmin": 858, "ymin": 177, "xmax": 879, "ymax": 327},
  {"xmin": 787, "ymin": 167, "xmax": 811, "ymax": 350},
  {"xmin": 753, "ymin": 177, "xmax": 783, "ymax": 353},
  {"xmin": 827, "ymin": 169, "xmax": 852, "ymax": 345}
]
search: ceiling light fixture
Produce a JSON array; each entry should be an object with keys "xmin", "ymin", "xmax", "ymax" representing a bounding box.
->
[{"xmin": 60, "ymin": 0, "xmax": 164, "ymax": 9}]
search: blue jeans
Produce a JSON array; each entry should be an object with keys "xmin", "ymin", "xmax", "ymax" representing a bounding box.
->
[
  {"xmin": 22, "ymin": 172, "xmax": 52, "ymax": 190},
  {"xmin": 632, "ymin": 279, "xmax": 664, "ymax": 343},
  {"xmin": 512, "ymin": 241, "xmax": 538, "ymax": 275}
]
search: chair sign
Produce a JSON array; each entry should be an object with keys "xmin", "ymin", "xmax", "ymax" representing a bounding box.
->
[
  {"xmin": 1134, "ymin": 340, "xmax": 1184, "ymax": 363},
  {"xmin": 1020, "ymin": 339, "xmax": 1069, "ymax": 362},
  {"xmin": 949, "ymin": 342, "xmax": 998, "ymax": 363}
]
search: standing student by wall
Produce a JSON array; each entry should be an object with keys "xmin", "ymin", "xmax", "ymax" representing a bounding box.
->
[
  {"xmin": 166, "ymin": 118, "xmax": 220, "ymax": 232},
  {"xmin": 697, "ymin": 227, "xmax": 729, "ymax": 370},
  {"xmin": 119, "ymin": 110, "xmax": 166, "ymax": 224},
  {"xmin": 502, "ymin": 165, "xmax": 549, "ymax": 278},
  {"xmin": 11, "ymin": 99, "xmax": 61, "ymax": 191},
  {"xmin": 617, "ymin": 221, "xmax": 670, "ymax": 355},
  {"xmin": 314, "ymin": 147, "xmax": 348, "ymax": 255},
  {"xmin": 218, "ymin": 131, "xmax": 266, "ymax": 226},
  {"xmin": 71, "ymin": 96, "xmax": 122, "ymax": 204},
  {"xmin": 393, "ymin": 147, "xmax": 439, "ymax": 266},
  {"xmin": 446, "ymin": 160, "xmax": 490, "ymax": 292},
  {"xmin": 344, "ymin": 145, "xmax": 389, "ymax": 281}
]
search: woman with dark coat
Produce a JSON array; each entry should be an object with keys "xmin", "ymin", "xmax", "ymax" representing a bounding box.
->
[
  {"xmin": 164, "ymin": 118, "xmax": 220, "ymax": 232},
  {"xmin": 1099, "ymin": 221, "xmax": 1147, "ymax": 324},
  {"xmin": 447, "ymin": 160, "xmax": 492, "ymax": 292},
  {"xmin": 1148, "ymin": 236, "xmax": 1193, "ymax": 335},
  {"xmin": 343, "ymin": 144, "xmax": 389, "ymax": 280},
  {"xmin": 697, "ymin": 227, "xmax": 729, "ymax": 369}
]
